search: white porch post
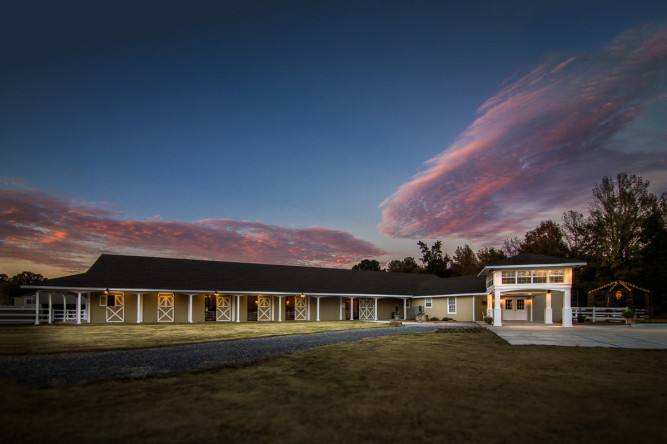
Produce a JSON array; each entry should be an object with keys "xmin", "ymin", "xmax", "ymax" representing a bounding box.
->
[
  {"xmin": 349, "ymin": 297, "xmax": 354, "ymax": 320},
  {"xmin": 86, "ymin": 294, "xmax": 91, "ymax": 323},
  {"xmin": 48, "ymin": 293, "xmax": 52, "ymax": 324},
  {"xmin": 374, "ymin": 298, "xmax": 378, "ymax": 321},
  {"xmin": 493, "ymin": 290, "xmax": 502, "ymax": 326},
  {"xmin": 316, "ymin": 297, "xmax": 320, "ymax": 322},
  {"xmin": 278, "ymin": 296, "xmax": 282, "ymax": 322},
  {"xmin": 137, "ymin": 294, "xmax": 142, "ymax": 323},
  {"xmin": 34, "ymin": 291, "xmax": 40, "ymax": 325},
  {"xmin": 187, "ymin": 294, "xmax": 193, "ymax": 323},
  {"xmin": 472, "ymin": 296, "xmax": 475, "ymax": 322},
  {"xmin": 562, "ymin": 289, "xmax": 572, "ymax": 327},
  {"xmin": 403, "ymin": 298, "xmax": 407, "ymax": 320},
  {"xmin": 236, "ymin": 295, "xmax": 241, "ymax": 322},
  {"xmin": 76, "ymin": 292, "xmax": 82, "ymax": 324},
  {"xmin": 545, "ymin": 290, "xmax": 553, "ymax": 325},
  {"xmin": 339, "ymin": 296, "xmax": 343, "ymax": 320},
  {"xmin": 63, "ymin": 294, "xmax": 67, "ymax": 321},
  {"xmin": 307, "ymin": 296, "xmax": 311, "ymax": 321}
]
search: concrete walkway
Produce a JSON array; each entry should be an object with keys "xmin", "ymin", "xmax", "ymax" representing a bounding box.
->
[{"xmin": 488, "ymin": 323, "xmax": 667, "ymax": 348}]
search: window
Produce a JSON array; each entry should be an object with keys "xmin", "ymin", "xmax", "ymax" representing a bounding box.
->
[
  {"xmin": 502, "ymin": 271, "xmax": 516, "ymax": 284},
  {"xmin": 549, "ymin": 269, "xmax": 564, "ymax": 283},
  {"xmin": 533, "ymin": 270, "xmax": 548, "ymax": 284},
  {"xmin": 517, "ymin": 270, "xmax": 531, "ymax": 284},
  {"xmin": 25, "ymin": 298, "xmax": 33, "ymax": 305},
  {"xmin": 425, "ymin": 298, "xmax": 433, "ymax": 308},
  {"xmin": 406, "ymin": 299, "xmax": 411, "ymax": 307},
  {"xmin": 448, "ymin": 297, "xmax": 456, "ymax": 314},
  {"xmin": 486, "ymin": 275, "xmax": 494, "ymax": 288},
  {"xmin": 516, "ymin": 299, "xmax": 525, "ymax": 310},
  {"xmin": 505, "ymin": 299, "xmax": 512, "ymax": 310}
]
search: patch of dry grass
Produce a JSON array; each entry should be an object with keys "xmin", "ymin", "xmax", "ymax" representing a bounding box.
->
[
  {"xmin": 2, "ymin": 332, "xmax": 666, "ymax": 443},
  {"xmin": 0, "ymin": 321, "xmax": 384, "ymax": 354}
]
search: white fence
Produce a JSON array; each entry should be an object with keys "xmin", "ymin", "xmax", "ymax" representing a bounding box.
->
[
  {"xmin": 0, "ymin": 306, "xmax": 87, "ymax": 324},
  {"xmin": 572, "ymin": 307, "xmax": 647, "ymax": 323}
]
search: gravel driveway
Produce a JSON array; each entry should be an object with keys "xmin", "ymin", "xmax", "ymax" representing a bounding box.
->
[{"xmin": 0, "ymin": 324, "xmax": 450, "ymax": 386}]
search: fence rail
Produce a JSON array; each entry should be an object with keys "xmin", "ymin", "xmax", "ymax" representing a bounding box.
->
[
  {"xmin": 0, "ymin": 307, "xmax": 87, "ymax": 324},
  {"xmin": 572, "ymin": 306, "xmax": 647, "ymax": 323}
]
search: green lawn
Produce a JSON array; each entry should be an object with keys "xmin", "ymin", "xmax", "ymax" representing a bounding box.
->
[
  {"xmin": 2, "ymin": 331, "xmax": 666, "ymax": 443},
  {"xmin": 0, "ymin": 321, "xmax": 385, "ymax": 354}
]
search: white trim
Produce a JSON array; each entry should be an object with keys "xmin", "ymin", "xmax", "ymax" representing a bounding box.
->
[
  {"xmin": 478, "ymin": 262, "xmax": 586, "ymax": 276},
  {"xmin": 24, "ymin": 285, "xmax": 416, "ymax": 299},
  {"xmin": 447, "ymin": 297, "xmax": 456, "ymax": 315},
  {"xmin": 412, "ymin": 293, "xmax": 486, "ymax": 299}
]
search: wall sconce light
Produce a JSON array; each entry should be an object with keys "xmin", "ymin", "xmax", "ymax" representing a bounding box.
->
[{"xmin": 105, "ymin": 289, "xmax": 109, "ymax": 295}]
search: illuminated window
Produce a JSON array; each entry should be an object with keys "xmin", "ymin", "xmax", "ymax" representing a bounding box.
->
[
  {"xmin": 533, "ymin": 270, "xmax": 548, "ymax": 284},
  {"xmin": 517, "ymin": 270, "xmax": 532, "ymax": 284},
  {"xmin": 502, "ymin": 271, "xmax": 516, "ymax": 284},
  {"xmin": 448, "ymin": 297, "xmax": 456, "ymax": 314},
  {"xmin": 549, "ymin": 269, "xmax": 564, "ymax": 283},
  {"xmin": 425, "ymin": 298, "xmax": 433, "ymax": 308}
]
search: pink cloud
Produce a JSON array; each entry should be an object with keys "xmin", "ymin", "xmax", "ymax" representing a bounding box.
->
[
  {"xmin": 380, "ymin": 22, "xmax": 667, "ymax": 243},
  {"xmin": 0, "ymin": 186, "xmax": 386, "ymax": 275}
]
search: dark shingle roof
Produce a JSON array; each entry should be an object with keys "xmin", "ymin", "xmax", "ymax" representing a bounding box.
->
[
  {"xmin": 484, "ymin": 253, "xmax": 586, "ymax": 268},
  {"xmin": 416, "ymin": 274, "xmax": 487, "ymax": 296},
  {"xmin": 34, "ymin": 254, "xmax": 442, "ymax": 296}
]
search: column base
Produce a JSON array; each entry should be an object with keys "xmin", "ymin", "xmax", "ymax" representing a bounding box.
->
[
  {"xmin": 493, "ymin": 308, "xmax": 502, "ymax": 326},
  {"xmin": 544, "ymin": 308, "xmax": 553, "ymax": 325},
  {"xmin": 562, "ymin": 308, "xmax": 572, "ymax": 327}
]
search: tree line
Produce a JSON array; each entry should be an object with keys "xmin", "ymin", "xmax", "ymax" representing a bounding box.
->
[{"xmin": 352, "ymin": 172, "xmax": 666, "ymax": 313}]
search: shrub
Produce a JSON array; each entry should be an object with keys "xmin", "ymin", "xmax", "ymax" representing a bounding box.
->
[
  {"xmin": 430, "ymin": 316, "xmax": 440, "ymax": 321},
  {"xmin": 485, "ymin": 316, "xmax": 493, "ymax": 325}
]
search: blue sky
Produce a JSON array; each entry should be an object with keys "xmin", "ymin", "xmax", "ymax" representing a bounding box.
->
[{"xmin": 1, "ymin": 0, "xmax": 666, "ymax": 277}]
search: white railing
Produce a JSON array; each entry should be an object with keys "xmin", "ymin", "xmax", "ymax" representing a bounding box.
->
[
  {"xmin": 0, "ymin": 306, "xmax": 87, "ymax": 323},
  {"xmin": 51, "ymin": 309, "xmax": 88, "ymax": 322},
  {"xmin": 572, "ymin": 307, "xmax": 647, "ymax": 323},
  {"xmin": 0, "ymin": 307, "xmax": 49, "ymax": 323}
]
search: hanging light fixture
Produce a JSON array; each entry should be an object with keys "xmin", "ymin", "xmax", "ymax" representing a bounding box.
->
[{"xmin": 300, "ymin": 293, "xmax": 306, "ymax": 298}]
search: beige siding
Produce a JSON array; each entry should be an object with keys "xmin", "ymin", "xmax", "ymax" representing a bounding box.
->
[
  {"xmin": 413, "ymin": 296, "xmax": 477, "ymax": 321},
  {"xmin": 316, "ymin": 297, "xmax": 341, "ymax": 321}
]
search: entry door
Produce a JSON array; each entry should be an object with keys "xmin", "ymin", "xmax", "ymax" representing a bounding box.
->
[
  {"xmin": 502, "ymin": 298, "xmax": 527, "ymax": 321},
  {"xmin": 514, "ymin": 298, "xmax": 527, "ymax": 320},
  {"xmin": 345, "ymin": 300, "xmax": 359, "ymax": 320},
  {"xmin": 216, "ymin": 295, "xmax": 232, "ymax": 321},
  {"xmin": 158, "ymin": 293, "xmax": 174, "ymax": 322}
]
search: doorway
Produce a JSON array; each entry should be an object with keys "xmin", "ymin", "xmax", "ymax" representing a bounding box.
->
[
  {"xmin": 345, "ymin": 299, "xmax": 359, "ymax": 320},
  {"xmin": 502, "ymin": 297, "xmax": 528, "ymax": 321}
]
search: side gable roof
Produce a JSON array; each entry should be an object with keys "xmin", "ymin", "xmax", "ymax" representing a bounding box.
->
[
  {"xmin": 477, "ymin": 253, "xmax": 586, "ymax": 276},
  {"xmin": 27, "ymin": 254, "xmax": 442, "ymax": 296},
  {"xmin": 415, "ymin": 274, "xmax": 487, "ymax": 297}
]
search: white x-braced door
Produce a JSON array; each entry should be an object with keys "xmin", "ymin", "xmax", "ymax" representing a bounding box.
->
[
  {"xmin": 359, "ymin": 298, "xmax": 374, "ymax": 320},
  {"xmin": 157, "ymin": 293, "xmax": 174, "ymax": 322},
  {"xmin": 295, "ymin": 297, "xmax": 308, "ymax": 321},
  {"xmin": 106, "ymin": 295, "xmax": 124, "ymax": 322},
  {"xmin": 258, "ymin": 296, "xmax": 271, "ymax": 321},
  {"xmin": 216, "ymin": 295, "xmax": 232, "ymax": 321}
]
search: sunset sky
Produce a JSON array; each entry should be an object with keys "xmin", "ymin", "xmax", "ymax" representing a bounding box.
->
[{"xmin": 2, "ymin": 0, "xmax": 666, "ymax": 278}]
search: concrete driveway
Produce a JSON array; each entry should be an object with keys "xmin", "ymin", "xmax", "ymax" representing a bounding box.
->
[{"xmin": 488, "ymin": 323, "xmax": 667, "ymax": 349}]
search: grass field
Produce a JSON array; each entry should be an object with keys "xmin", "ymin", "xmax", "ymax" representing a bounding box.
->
[
  {"xmin": 2, "ymin": 331, "xmax": 666, "ymax": 443},
  {"xmin": 0, "ymin": 321, "xmax": 385, "ymax": 354}
]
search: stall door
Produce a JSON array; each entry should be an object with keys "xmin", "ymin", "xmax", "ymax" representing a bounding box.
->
[
  {"xmin": 295, "ymin": 297, "xmax": 308, "ymax": 321},
  {"xmin": 258, "ymin": 296, "xmax": 271, "ymax": 321},
  {"xmin": 216, "ymin": 295, "xmax": 232, "ymax": 321},
  {"xmin": 157, "ymin": 293, "xmax": 174, "ymax": 322}
]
